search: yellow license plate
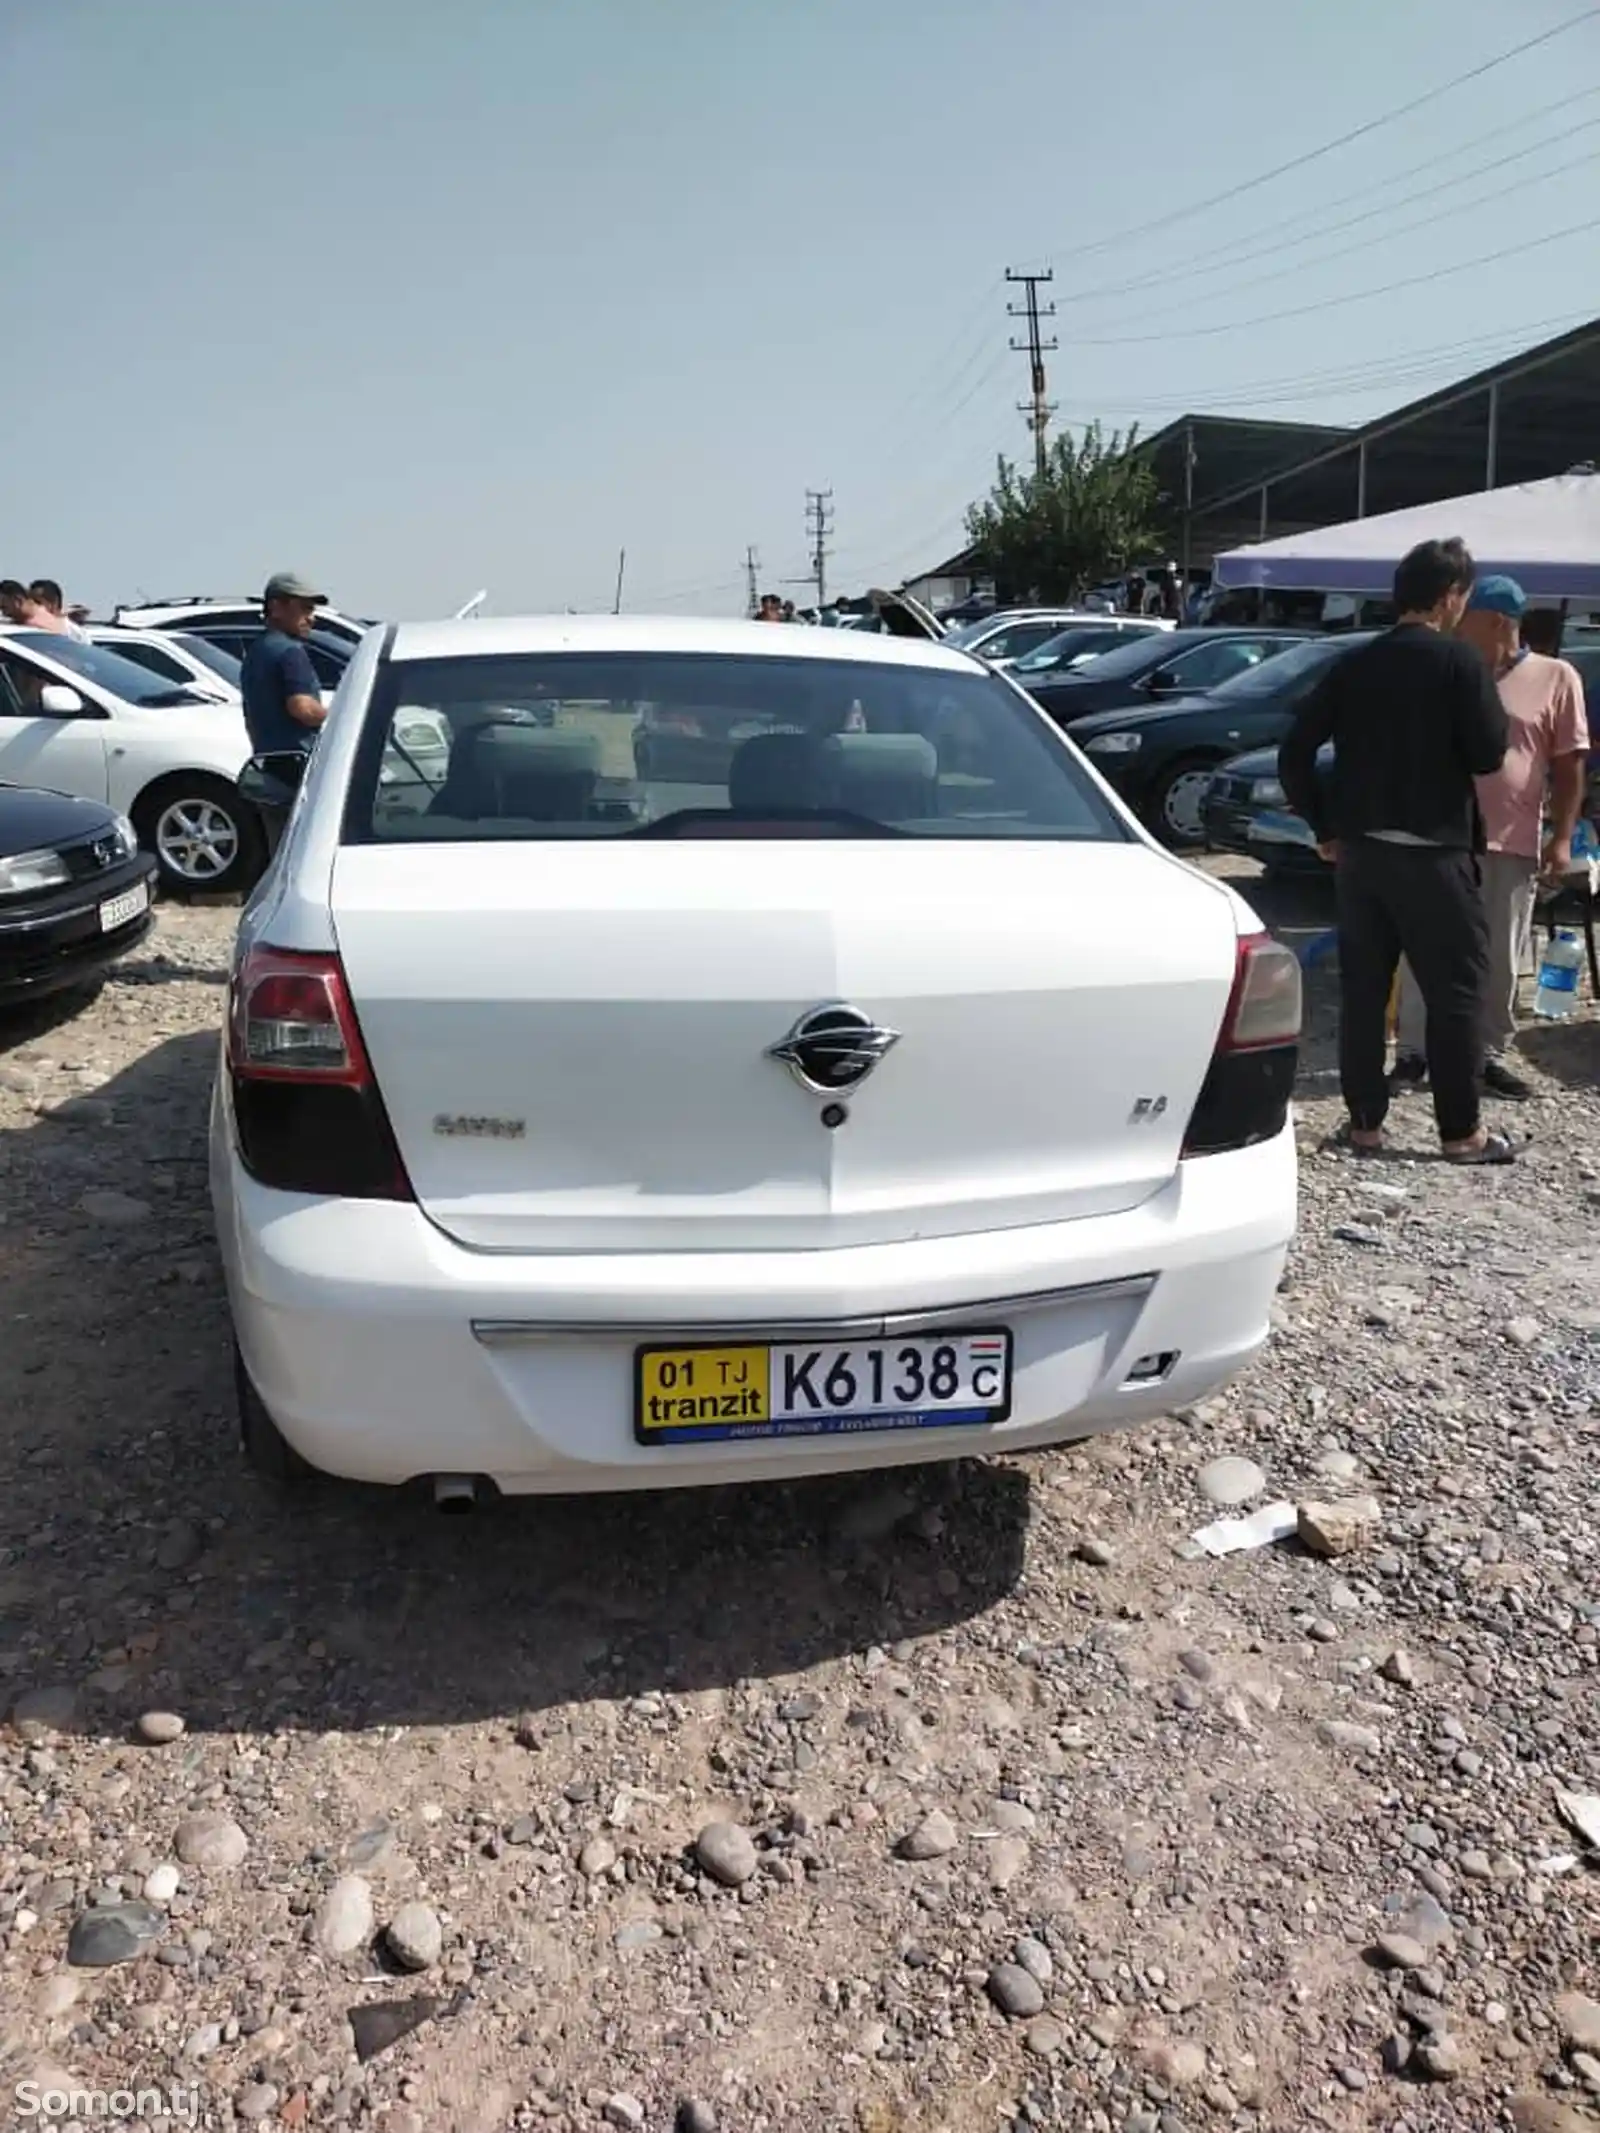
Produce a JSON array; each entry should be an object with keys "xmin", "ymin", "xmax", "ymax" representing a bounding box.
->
[{"xmin": 634, "ymin": 1332, "xmax": 1011, "ymax": 1445}]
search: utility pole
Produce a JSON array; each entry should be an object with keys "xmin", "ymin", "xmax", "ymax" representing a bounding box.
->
[
  {"xmin": 744, "ymin": 545, "xmax": 761, "ymax": 618},
  {"xmin": 1006, "ymin": 267, "xmax": 1058, "ymax": 484},
  {"xmin": 805, "ymin": 489, "xmax": 834, "ymax": 608},
  {"xmin": 1180, "ymin": 419, "xmax": 1197, "ymax": 596},
  {"xmin": 612, "ymin": 548, "xmax": 627, "ymax": 615}
]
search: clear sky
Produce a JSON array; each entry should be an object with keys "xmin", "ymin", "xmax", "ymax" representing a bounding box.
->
[{"xmin": 5, "ymin": 0, "xmax": 1599, "ymax": 618}]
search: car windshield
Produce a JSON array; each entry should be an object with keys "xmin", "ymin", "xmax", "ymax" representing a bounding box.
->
[
  {"xmin": 346, "ymin": 650, "xmax": 1127, "ymax": 845},
  {"xmin": 11, "ymin": 631, "xmax": 210, "ymax": 707},
  {"xmin": 171, "ymin": 634, "xmax": 243, "ymax": 686},
  {"xmin": 1209, "ymin": 634, "xmax": 1365, "ymax": 699},
  {"xmin": 1012, "ymin": 627, "xmax": 1132, "ymax": 675}
]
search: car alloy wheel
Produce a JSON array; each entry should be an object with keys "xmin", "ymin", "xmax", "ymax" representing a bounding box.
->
[
  {"xmin": 154, "ymin": 795, "xmax": 241, "ymax": 884},
  {"xmin": 1153, "ymin": 762, "xmax": 1218, "ymax": 847}
]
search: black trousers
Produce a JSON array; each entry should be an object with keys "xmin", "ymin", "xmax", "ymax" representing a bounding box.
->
[{"xmin": 1336, "ymin": 838, "xmax": 1489, "ymax": 1143}]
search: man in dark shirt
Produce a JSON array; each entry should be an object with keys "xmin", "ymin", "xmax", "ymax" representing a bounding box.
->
[
  {"xmin": 240, "ymin": 571, "xmax": 330, "ymax": 756},
  {"xmin": 1279, "ymin": 538, "xmax": 1512, "ymax": 1163}
]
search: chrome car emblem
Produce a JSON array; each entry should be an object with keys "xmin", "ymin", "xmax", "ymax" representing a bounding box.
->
[{"xmin": 767, "ymin": 1002, "xmax": 900, "ymax": 1094}]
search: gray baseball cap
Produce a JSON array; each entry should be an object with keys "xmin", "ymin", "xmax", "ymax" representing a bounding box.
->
[{"xmin": 263, "ymin": 570, "xmax": 326, "ymax": 603}]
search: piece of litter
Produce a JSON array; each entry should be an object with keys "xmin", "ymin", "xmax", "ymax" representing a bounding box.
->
[
  {"xmin": 1537, "ymin": 1853, "xmax": 1580, "ymax": 1875},
  {"xmin": 1191, "ymin": 1501, "xmax": 1298, "ymax": 1558},
  {"xmin": 1553, "ymin": 1789, "xmax": 1600, "ymax": 1853}
]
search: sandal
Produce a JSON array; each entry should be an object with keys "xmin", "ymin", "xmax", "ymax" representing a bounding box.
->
[
  {"xmin": 1443, "ymin": 1130, "xmax": 1522, "ymax": 1166},
  {"xmin": 1325, "ymin": 1121, "xmax": 1386, "ymax": 1158}
]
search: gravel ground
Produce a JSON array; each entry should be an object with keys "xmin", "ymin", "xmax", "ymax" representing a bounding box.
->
[{"xmin": 1, "ymin": 885, "xmax": 1597, "ymax": 2133}]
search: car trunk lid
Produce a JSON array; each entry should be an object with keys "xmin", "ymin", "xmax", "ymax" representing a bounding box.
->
[{"xmin": 329, "ymin": 839, "xmax": 1240, "ymax": 1253}]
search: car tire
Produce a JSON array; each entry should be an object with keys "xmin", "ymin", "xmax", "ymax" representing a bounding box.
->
[
  {"xmin": 1144, "ymin": 755, "xmax": 1226, "ymax": 849},
  {"xmin": 234, "ymin": 1342, "xmax": 320, "ymax": 1490},
  {"xmin": 134, "ymin": 775, "xmax": 265, "ymax": 897}
]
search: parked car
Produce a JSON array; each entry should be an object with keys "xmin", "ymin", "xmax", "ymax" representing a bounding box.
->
[
  {"xmin": 1202, "ymin": 744, "xmax": 1329, "ymax": 873},
  {"xmin": 111, "ymin": 600, "xmax": 365, "ymax": 694},
  {"xmin": 1067, "ymin": 633, "xmax": 1379, "ymax": 847},
  {"xmin": 1007, "ymin": 618, "xmax": 1175, "ymax": 682},
  {"xmin": 1202, "ymin": 641, "xmax": 1600, "ymax": 872},
  {"xmin": 0, "ymin": 783, "xmax": 157, "ymax": 1007},
  {"xmin": 1023, "ymin": 627, "xmax": 1310, "ymax": 729},
  {"xmin": 212, "ymin": 614, "xmax": 1300, "ymax": 1497},
  {"xmin": 947, "ymin": 608, "xmax": 1171, "ymax": 666},
  {"xmin": 86, "ymin": 626, "xmax": 240, "ymax": 703},
  {"xmin": 0, "ymin": 629, "xmax": 261, "ymax": 893},
  {"xmin": 113, "ymin": 597, "xmax": 371, "ymax": 648}
]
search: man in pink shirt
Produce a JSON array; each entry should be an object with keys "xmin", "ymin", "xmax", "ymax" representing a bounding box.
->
[{"xmin": 1395, "ymin": 575, "xmax": 1589, "ymax": 1098}]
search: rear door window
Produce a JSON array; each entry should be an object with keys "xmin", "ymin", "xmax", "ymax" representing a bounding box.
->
[{"xmin": 345, "ymin": 650, "xmax": 1128, "ymax": 844}]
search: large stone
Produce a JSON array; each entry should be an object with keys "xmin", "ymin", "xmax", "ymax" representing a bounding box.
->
[
  {"xmin": 1198, "ymin": 1457, "xmax": 1266, "ymax": 1508},
  {"xmin": 174, "ymin": 1812, "xmax": 248, "ymax": 1874},
  {"xmin": 1317, "ymin": 1719, "xmax": 1381, "ymax": 1756},
  {"xmin": 1558, "ymin": 1995, "xmax": 1600, "ymax": 2055},
  {"xmin": 986, "ymin": 1963, "xmax": 1045, "ymax": 2019},
  {"xmin": 897, "ymin": 1809, "xmax": 958, "ymax": 1862},
  {"xmin": 384, "ymin": 1902, "xmax": 442, "ymax": 1973},
  {"xmin": 1297, "ymin": 1497, "xmax": 1383, "ymax": 1558},
  {"xmin": 313, "ymin": 1874, "xmax": 375, "ymax": 1958},
  {"xmin": 694, "ymin": 1821, "xmax": 758, "ymax": 1888},
  {"xmin": 67, "ymin": 1901, "xmax": 164, "ymax": 1967}
]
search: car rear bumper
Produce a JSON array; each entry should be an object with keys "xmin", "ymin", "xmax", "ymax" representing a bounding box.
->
[
  {"xmin": 212, "ymin": 1084, "xmax": 1297, "ymax": 1492},
  {"xmin": 0, "ymin": 860, "xmax": 158, "ymax": 1004}
]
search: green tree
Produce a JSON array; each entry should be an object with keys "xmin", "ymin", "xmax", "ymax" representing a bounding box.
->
[{"xmin": 965, "ymin": 424, "xmax": 1162, "ymax": 604}]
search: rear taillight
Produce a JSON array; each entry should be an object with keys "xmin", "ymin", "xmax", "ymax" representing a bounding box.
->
[
  {"xmin": 1183, "ymin": 932, "xmax": 1301, "ymax": 1157},
  {"xmin": 227, "ymin": 946, "xmax": 411, "ymax": 1199}
]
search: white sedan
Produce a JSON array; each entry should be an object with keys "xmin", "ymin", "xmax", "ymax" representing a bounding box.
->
[
  {"xmin": 211, "ymin": 615, "xmax": 1299, "ymax": 1500},
  {"xmin": 0, "ymin": 629, "xmax": 260, "ymax": 892}
]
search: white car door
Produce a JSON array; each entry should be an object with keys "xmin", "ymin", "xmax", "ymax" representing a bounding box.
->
[{"xmin": 0, "ymin": 646, "xmax": 112, "ymax": 803}]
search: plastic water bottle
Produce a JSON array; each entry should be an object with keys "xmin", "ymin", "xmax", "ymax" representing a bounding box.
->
[
  {"xmin": 1573, "ymin": 818, "xmax": 1599, "ymax": 863},
  {"xmin": 1533, "ymin": 929, "xmax": 1584, "ymax": 1020}
]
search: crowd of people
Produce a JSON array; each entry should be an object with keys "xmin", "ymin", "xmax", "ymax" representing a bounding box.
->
[
  {"xmin": 1280, "ymin": 537, "xmax": 1589, "ymax": 1167},
  {"xmin": 0, "ymin": 577, "xmax": 90, "ymax": 639}
]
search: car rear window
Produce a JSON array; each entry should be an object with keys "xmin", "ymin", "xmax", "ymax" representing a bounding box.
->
[{"xmin": 343, "ymin": 651, "xmax": 1128, "ymax": 843}]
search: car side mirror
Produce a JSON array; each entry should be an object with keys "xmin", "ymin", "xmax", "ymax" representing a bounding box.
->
[
  {"xmin": 39, "ymin": 683, "xmax": 84, "ymax": 717},
  {"xmin": 1145, "ymin": 669, "xmax": 1177, "ymax": 694}
]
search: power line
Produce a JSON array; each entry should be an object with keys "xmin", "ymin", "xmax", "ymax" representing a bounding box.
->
[
  {"xmin": 1043, "ymin": 7, "xmax": 1600, "ymax": 268},
  {"xmin": 1062, "ymin": 97, "xmax": 1600, "ymax": 311},
  {"xmin": 1072, "ymin": 211, "xmax": 1599, "ymax": 345},
  {"xmin": 1006, "ymin": 267, "xmax": 1058, "ymax": 480},
  {"xmin": 1069, "ymin": 137, "xmax": 1600, "ymax": 337}
]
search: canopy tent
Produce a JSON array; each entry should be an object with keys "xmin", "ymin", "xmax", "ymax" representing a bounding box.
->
[{"xmin": 1212, "ymin": 469, "xmax": 1600, "ymax": 601}]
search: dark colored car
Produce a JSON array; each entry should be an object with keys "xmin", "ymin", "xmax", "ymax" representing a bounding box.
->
[
  {"xmin": 1065, "ymin": 633, "xmax": 1376, "ymax": 846},
  {"xmin": 1203, "ymin": 639, "xmax": 1600, "ymax": 871},
  {"xmin": 1202, "ymin": 741, "xmax": 1331, "ymax": 873},
  {"xmin": 0, "ymin": 784, "xmax": 158, "ymax": 1005},
  {"xmin": 1023, "ymin": 626, "xmax": 1310, "ymax": 729}
]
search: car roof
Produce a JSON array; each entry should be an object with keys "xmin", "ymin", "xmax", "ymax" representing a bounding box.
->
[{"xmin": 387, "ymin": 613, "xmax": 983, "ymax": 674}]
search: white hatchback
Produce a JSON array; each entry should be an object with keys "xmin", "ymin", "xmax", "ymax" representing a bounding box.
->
[{"xmin": 210, "ymin": 616, "xmax": 1298, "ymax": 1500}]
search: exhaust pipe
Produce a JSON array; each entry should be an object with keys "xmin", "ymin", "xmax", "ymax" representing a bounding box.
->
[{"xmin": 433, "ymin": 1474, "xmax": 479, "ymax": 1514}]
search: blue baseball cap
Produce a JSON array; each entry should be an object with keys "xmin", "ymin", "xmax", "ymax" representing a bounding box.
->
[{"xmin": 1466, "ymin": 574, "xmax": 1526, "ymax": 617}]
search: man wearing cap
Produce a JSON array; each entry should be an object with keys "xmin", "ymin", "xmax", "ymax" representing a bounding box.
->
[
  {"xmin": 239, "ymin": 572, "xmax": 329, "ymax": 758},
  {"xmin": 1393, "ymin": 574, "xmax": 1589, "ymax": 1099}
]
